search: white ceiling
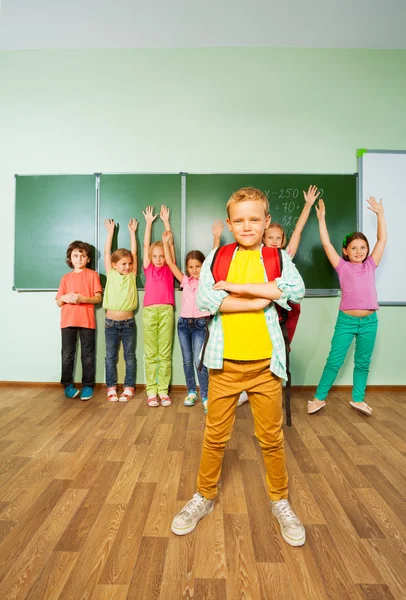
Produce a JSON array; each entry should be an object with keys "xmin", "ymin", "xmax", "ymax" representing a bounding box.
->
[{"xmin": 0, "ymin": 0, "xmax": 405, "ymax": 50}]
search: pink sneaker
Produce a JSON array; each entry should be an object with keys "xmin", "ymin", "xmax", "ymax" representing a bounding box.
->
[
  {"xmin": 107, "ymin": 387, "xmax": 118, "ymax": 402},
  {"xmin": 119, "ymin": 387, "xmax": 134, "ymax": 402},
  {"xmin": 147, "ymin": 396, "xmax": 159, "ymax": 407},
  {"xmin": 160, "ymin": 394, "xmax": 172, "ymax": 407}
]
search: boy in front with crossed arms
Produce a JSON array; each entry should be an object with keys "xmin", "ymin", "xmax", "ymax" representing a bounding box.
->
[{"xmin": 171, "ymin": 187, "xmax": 306, "ymax": 547}]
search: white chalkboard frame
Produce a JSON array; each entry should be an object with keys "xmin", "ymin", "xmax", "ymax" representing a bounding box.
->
[{"xmin": 358, "ymin": 150, "xmax": 406, "ymax": 306}]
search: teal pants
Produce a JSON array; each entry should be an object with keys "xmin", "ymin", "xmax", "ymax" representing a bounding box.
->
[
  {"xmin": 315, "ymin": 311, "xmax": 378, "ymax": 403},
  {"xmin": 143, "ymin": 304, "xmax": 174, "ymax": 396}
]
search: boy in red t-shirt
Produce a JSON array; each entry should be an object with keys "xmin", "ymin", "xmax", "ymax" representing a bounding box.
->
[{"xmin": 56, "ymin": 241, "xmax": 102, "ymax": 400}]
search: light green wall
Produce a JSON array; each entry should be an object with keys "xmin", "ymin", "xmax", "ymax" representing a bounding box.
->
[{"xmin": 1, "ymin": 48, "xmax": 405, "ymax": 385}]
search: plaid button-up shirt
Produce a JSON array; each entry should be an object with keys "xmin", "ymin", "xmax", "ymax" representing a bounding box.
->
[{"xmin": 196, "ymin": 246, "xmax": 305, "ymax": 380}]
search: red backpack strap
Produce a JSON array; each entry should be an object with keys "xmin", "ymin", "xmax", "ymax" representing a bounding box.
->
[
  {"xmin": 261, "ymin": 246, "xmax": 282, "ymax": 281},
  {"xmin": 211, "ymin": 242, "xmax": 238, "ymax": 282}
]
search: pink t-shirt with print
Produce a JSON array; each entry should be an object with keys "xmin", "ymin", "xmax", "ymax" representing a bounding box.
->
[
  {"xmin": 180, "ymin": 275, "xmax": 210, "ymax": 318},
  {"xmin": 143, "ymin": 263, "xmax": 174, "ymax": 307},
  {"xmin": 335, "ymin": 255, "xmax": 379, "ymax": 311}
]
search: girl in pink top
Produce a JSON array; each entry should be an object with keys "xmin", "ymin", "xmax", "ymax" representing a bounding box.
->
[
  {"xmin": 142, "ymin": 205, "xmax": 175, "ymax": 407},
  {"xmin": 162, "ymin": 221, "xmax": 223, "ymax": 414},
  {"xmin": 308, "ymin": 196, "xmax": 387, "ymax": 417}
]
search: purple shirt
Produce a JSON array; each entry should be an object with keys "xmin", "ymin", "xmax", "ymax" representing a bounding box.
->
[
  {"xmin": 180, "ymin": 275, "xmax": 210, "ymax": 318},
  {"xmin": 335, "ymin": 256, "xmax": 378, "ymax": 311},
  {"xmin": 143, "ymin": 263, "xmax": 174, "ymax": 307}
]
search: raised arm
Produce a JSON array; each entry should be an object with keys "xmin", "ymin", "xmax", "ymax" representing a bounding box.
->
[
  {"xmin": 160, "ymin": 205, "xmax": 176, "ymax": 263},
  {"xmin": 287, "ymin": 185, "xmax": 320, "ymax": 258},
  {"xmin": 315, "ymin": 199, "xmax": 340, "ymax": 269},
  {"xmin": 104, "ymin": 218, "xmax": 115, "ymax": 274},
  {"xmin": 143, "ymin": 206, "xmax": 158, "ymax": 269},
  {"xmin": 128, "ymin": 218, "xmax": 138, "ymax": 275},
  {"xmin": 212, "ymin": 219, "xmax": 224, "ymax": 249},
  {"xmin": 162, "ymin": 231, "xmax": 184, "ymax": 283},
  {"xmin": 367, "ymin": 197, "xmax": 387, "ymax": 266}
]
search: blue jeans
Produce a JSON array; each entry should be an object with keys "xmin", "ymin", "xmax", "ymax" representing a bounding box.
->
[
  {"xmin": 177, "ymin": 317, "xmax": 209, "ymax": 398},
  {"xmin": 315, "ymin": 311, "xmax": 378, "ymax": 403},
  {"xmin": 105, "ymin": 317, "xmax": 136, "ymax": 388}
]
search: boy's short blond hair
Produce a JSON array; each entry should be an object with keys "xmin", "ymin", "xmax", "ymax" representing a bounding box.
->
[{"xmin": 226, "ymin": 187, "xmax": 269, "ymax": 218}]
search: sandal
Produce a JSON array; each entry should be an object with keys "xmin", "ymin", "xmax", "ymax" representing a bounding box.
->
[
  {"xmin": 107, "ymin": 387, "xmax": 118, "ymax": 402},
  {"xmin": 160, "ymin": 394, "xmax": 172, "ymax": 407},
  {"xmin": 119, "ymin": 387, "xmax": 134, "ymax": 402},
  {"xmin": 307, "ymin": 399, "xmax": 326, "ymax": 414},
  {"xmin": 147, "ymin": 396, "xmax": 159, "ymax": 407},
  {"xmin": 350, "ymin": 401, "xmax": 372, "ymax": 416}
]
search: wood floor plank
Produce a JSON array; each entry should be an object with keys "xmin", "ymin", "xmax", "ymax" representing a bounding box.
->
[
  {"xmin": 194, "ymin": 578, "xmax": 227, "ymax": 600},
  {"xmin": 358, "ymin": 583, "xmax": 396, "ymax": 599},
  {"xmin": 306, "ymin": 524, "xmax": 359, "ymax": 600},
  {"xmin": 0, "ymin": 479, "xmax": 72, "ymax": 579},
  {"xmin": 307, "ymin": 473, "xmax": 383, "ymax": 585},
  {"xmin": 99, "ymin": 482, "xmax": 156, "ymax": 585},
  {"xmin": 56, "ymin": 460, "xmax": 124, "ymax": 551},
  {"xmin": 256, "ymin": 563, "xmax": 295, "ymax": 600},
  {"xmin": 239, "ymin": 458, "xmax": 284, "ymax": 563},
  {"xmin": 193, "ymin": 488, "xmax": 227, "ymax": 580},
  {"xmin": 358, "ymin": 465, "xmax": 406, "ymax": 526},
  {"xmin": 224, "ymin": 513, "xmax": 262, "ymax": 599},
  {"xmin": 362, "ymin": 538, "xmax": 406, "ymax": 600},
  {"xmin": 126, "ymin": 537, "xmax": 168, "ymax": 600},
  {"xmin": 0, "ymin": 487, "xmax": 87, "ymax": 600},
  {"xmin": 24, "ymin": 550, "xmax": 79, "ymax": 600},
  {"xmin": 158, "ymin": 529, "xmax": 197, "ymax": 600},
  {"xmin": 354, "ymin": 487, "xmax": 406, "ymax": 563},
  {"xmin": 59, "ymin": 502, "xmax": 127, "ymax": 600},
  {"xmin": 143, "ymin": 451, "xmax": 184, "ymax": 537}
]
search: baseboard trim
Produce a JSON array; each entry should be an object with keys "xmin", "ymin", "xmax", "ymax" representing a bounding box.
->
[{"xmin": 0, "ymin": 381, "xmax": 405, "ymax": 393}]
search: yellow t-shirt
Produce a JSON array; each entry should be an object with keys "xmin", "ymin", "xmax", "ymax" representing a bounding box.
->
[
  {"xmin": 103, "ymin": 268, "xmax": 138, "ymax": 311},
  {"xmin": 222, "ymin": 250, "xmax": 273, "ymax": 360}
]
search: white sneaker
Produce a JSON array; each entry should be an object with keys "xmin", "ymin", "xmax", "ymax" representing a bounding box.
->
[
  {"xmin": 237, "ymin": 391, "xmax": 249, "ymax": 407},
  {"xmin": 349, "ymin": 401, "xmax": 372, "ymax": 416},
  {"xmin": 184, "ymin": 392, "xmax": 197, "ymax": 406},
  {"xmin": 271, "ymin": 499, "xmax": 306, "ymax": 547},
  {"xmin": 171, "ymin": 492, "xmax": 214, "ymax": 535}
]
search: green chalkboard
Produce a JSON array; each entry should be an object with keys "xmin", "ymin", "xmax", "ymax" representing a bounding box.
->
[
  {"xmin": 14, "ymin": 175, "xmax": 96, "ymax": 290},
  {"xmin": 98, "ymin": 174, "xmax": 182, "ymax": 288},
  {"xmin": 186, "ymin": 174, "xmax": 357, "ymax": 291}
]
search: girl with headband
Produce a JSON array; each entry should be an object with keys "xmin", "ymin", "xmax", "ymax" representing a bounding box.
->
[{"xmin": 308, "ymin": 196, "xmax": 387, "ymax": 416}]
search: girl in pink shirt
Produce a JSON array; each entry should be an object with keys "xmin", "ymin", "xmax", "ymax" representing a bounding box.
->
[
  {"xmin": 142, "ymin": 205, "xmax": 175, "ymax": 407},
  {"xmin": 308, "ymin": 196, "xmax": 387, "ymax": 417},
  {"xmin": 162, "ymin": 222, "xmax": 222, "ymax": 414}
]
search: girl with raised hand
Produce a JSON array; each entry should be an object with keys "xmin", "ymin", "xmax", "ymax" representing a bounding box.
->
[
  {"xmin": 103, "ymin": 218, "xmax": 138, "ymax": 402},
  {"xmin": 162, "ymin": 222, "xmax": 222, "ymax": 414},
  {"xmin": 142, "ymin": 205, "xmax": 175, "ymax": 407},
  {"xmin": 308, "ymin": 196, "xmax": 387, "ymax": 416}
]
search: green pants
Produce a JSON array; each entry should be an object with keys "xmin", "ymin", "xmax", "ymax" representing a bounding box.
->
[
  {"xmin": 315, "ymin": 311, "xmax": 378, "ymax": 403},
  {"xmin": 143, "ymin": 304, "xmax": 174, "ymax": 396}
]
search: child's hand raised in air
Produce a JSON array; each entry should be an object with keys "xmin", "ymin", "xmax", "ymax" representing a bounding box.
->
[
  {"xmin": 160, "ymin": 205, "xmax": 170, "ymax": 224},
  {"xmin": 143, "ymin": 206, "xmax": 158, "ymax": 224},
  {"xmin": 303, "ymin": 185, "xmax": 321, "ymax": 206},
  {"xmin": 315, "ymin": 199, "xmax": 326, "ymax": 220},
  {"xmin": 212, "ymin": 219, "xmax": 224, "ymax": 239},
  {"xmin": 128, "ymin": 218, "xmax": 138, "ymax": 233},
  {"xmin": 162, "ymin": 230, "xmax": 172, "ymax": 244},
  {"xmin": 213, "ymin": 281, "xmax": 244, "ymax": 296},
  {"xmin": 367, "ymin": 197, "xmax": 384, "ymax": 215},
  {"xmin": 104, "ymin": 218, "xmax": 115, "ymax": 234}
]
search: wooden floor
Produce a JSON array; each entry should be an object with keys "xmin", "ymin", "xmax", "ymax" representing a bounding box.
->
[{"xmin": 0, "ymin": 387, "xmax": 405, "ymax": 600}]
